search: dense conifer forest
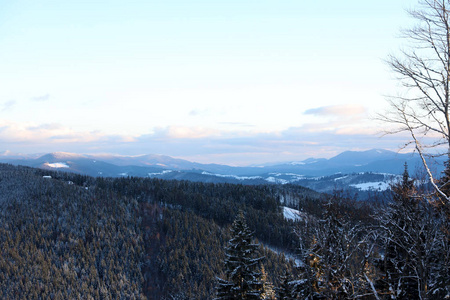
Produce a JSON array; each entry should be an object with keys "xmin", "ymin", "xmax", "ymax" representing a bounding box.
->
[
  {"xmin": 4, "ymin": 0, "xmax": 450, "ymax": 299},
  {"xmin": 0, "ymin": 162, "xmax": 448, "ymax": 299},
  {"xmin": 0, "ymin": 164, "xmax": 301, "ymax": 299}
]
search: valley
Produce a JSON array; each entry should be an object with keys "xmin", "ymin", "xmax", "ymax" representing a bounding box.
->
[
  {"xmin": 0, "ymin": 149, "xmax": 441, "ymax": 199},
  {"xmin": 0, "ymin": 151, "xmax": 447, "ymax": 298}
]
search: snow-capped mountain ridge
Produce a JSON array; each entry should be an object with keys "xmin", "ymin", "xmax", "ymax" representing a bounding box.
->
[{"xmin": 0, "ymin": 149, "xmax": 444, "ymax": 199}]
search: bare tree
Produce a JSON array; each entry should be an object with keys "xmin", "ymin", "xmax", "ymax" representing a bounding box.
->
[{"xmin": 380, "ymin": 0, "xmax": 450, "ymax": 202}]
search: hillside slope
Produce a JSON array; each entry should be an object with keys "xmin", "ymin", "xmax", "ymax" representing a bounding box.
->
[{"xmin": 0, "ymin": 164, "xmax": 304, "ymax": 299}]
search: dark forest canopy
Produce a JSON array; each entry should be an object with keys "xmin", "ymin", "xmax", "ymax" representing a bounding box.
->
[
  {"xmin": 0, "ymin": 162, "xmax": 447, "ymax": 299},
  {"xmin": 0, "ymin": 164, "xmax": 304, "ymax": 299}
]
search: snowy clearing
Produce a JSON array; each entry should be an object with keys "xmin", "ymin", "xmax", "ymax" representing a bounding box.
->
[
  {"xmin": 334, "ymin": 175, "xmax": 349, "ymax": 181},
  {"xmin": 283, "ymin": 206, "xmax": 304, "ymax": 221},
  {"xmin": 265, "ymin": 177, "xmax": 289, "ymax": 184},
  {"xmin": 350, "ymin": 181, "xmax": 390, "ymax": 191},
  {"xmin": 201, "ymin": 171, "xmax": 262, "ymax": 180},
  {"xmin": 148, "ymin": 170, "xmax": 173, "ymax": 176},
  {"xmin": 46, "ymin": 162, "xmax": 69, "ymax": 168}
]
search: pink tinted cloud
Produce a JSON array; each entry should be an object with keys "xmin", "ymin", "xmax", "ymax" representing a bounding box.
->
[
  {"xmin": 304, "ymin": 104, "xmax": 366, "ymax": 117},
  {"xmin": 0, "ymin": 121, "xmax": 107, "ymax": 144},
  {"xmin": 0, "ymin": 120, "xmax": 409, "ymax": 165}
]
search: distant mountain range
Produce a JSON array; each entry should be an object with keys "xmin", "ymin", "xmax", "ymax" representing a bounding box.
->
[{"xmin": 0, "ymin": 149, "xmax": 445, "ymax": 197}]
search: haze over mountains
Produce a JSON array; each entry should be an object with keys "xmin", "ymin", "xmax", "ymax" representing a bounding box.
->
[{"xmin": 0, "ymin": 149, "xmax": 444, "ymax": 198}]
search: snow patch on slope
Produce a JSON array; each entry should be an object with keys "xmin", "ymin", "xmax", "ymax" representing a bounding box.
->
[
  {"xmin": 45, "ymin": 162, "xmax": 69, "ymax": 168},
  {"xmin": 266, "ymin": 177, "xmax": 289, "ymax": 184},
  {"xmin": 148, "ymin": 170, "xmax": 173, "ymax": 176},
  {"xmin": 350, "ymin": 181, "xmax": 390, "ymax": 191},
  {"xmin": 266, "ymin": 173, "xmax": 304, "ymax": 184},
  {"xmin": 334, "ymin": 175, "xmax": 349, "ymax": 181},
  {"xmin": 349, "ymin": 173, "xmax": 401, "ymax": 191},
  {"xmin": 283, "ymin": 206, "xmax": 304, "ymax": 221},
  {"xmin": 201, "ymin": 171, "xmax": 262, "ymax": 180},
  {"xmin": 200, "ymin": 171, "xmax": 306, "ymax": 184}
]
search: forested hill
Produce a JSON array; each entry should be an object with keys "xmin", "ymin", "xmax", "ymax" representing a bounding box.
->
[
  {"xmin": 1, "ymin": 162, "xmax": 447, "ymax": 299},
  {"xmin": 0, "ymin": 163, "xmax": 325, "ymax": 299},
  {"xmin": 0, "ymin": 164, "xmax": 146, "ymax": 298}
]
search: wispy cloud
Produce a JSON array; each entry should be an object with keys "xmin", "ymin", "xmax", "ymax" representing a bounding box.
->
[
  {"xmin": 31, "ymin": 94, "xmax": 50, "ymax": 102},
  {"xmin": 219, "ymin": 122, "xmax": 255, "ymax": 128},
  {"xmin": 0, "ymin": 120, "xmax": 409, "ymax": 166},
  {"xmin": 0, "ymin": 121, "xmax": 104, "ymax": 144},
  {"xmin": 2, "ymin": 100, "xmax": 17, "ymax": 112},
  {"xmin": 152, "ymin": 126, "xmax": 221, "ymax": 139},
  {"xmin": 304, "ymin": 104, "xmax": 366, "ymax": 117},
  {"xmin": 27, "ymin": 123, "xmax": 63, "ymax": 131},
  {"xmin": 189, "ymin": 109, "xmax": 207, "ymax": 116}
]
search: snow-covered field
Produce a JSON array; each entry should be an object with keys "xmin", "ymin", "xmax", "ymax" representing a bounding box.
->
[
  {"xmin": 282, "ymin": 206, "xmax": 304, "ymax": 221},
  {"xmin": 350, "ymin": 181, "xmax": 391, "ymax": 191},
  {"xmin": 265, "ymin": 177, "xmax": 289, "ymax": 184},
  {"xmin": 148, "ymin": 170, "xmax": 174, "ymax": 176},
  {"xmin": 45, "ymin": 162, "xmax": 69, "ymax": 168},
  {"xmin": 201, "ymin": 171, "xmax": 262, "ymax": 180}
]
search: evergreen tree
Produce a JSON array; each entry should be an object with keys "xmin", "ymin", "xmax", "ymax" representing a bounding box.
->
[
  {"xmin": 293, "ymin": 192, "xmax": 373, "ymax": 299},
  {"xmin": 216, "ymin": 211, "xmax": 264, "ymax": 300},
  {"xmin": 432, "ymin": 161, "xmax": 450, "ymax": 299},
  {"xmin": 260, "ymin": 266, "xmax": 276, "ymax": 300},
  {"xmin": 306, "ymin": 200, "xmax": 355, "ymax": 299},
  {"xmin": 437, "ymin": 160, "xmax": 450, "ymax": 225},
  {"xmin": 276, "ymin": 271, "xmax": 296, "ymax": 300},
  {"xmin": 378, "ymin": 163, "xmax": 446, "ymax": 299},
  {"xmin": 381, "ymin": 163, "xmax": 418, "ymax": 298}
]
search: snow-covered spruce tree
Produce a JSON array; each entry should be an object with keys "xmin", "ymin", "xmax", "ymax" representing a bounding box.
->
[
  {"xmin": 276, "ymin": 271, "xmax": 297, "ymax": 300},
  {"xmin": 261, "ymin": 266, "xmax": 276, "ymax": 300},
  {"xmin": 432, "ymin": 162, "xmax": 450, "ymax": 299},
  {"xmin": 377, "ymin": 163, "xmax": 446, "ymax": 299},
  {"xmin": 308, "ymin": 200, "xmax": 354, "ymax": 299},
  {"xmin": 291, "ymin": 213, "xmax": 318, "ymax": 300},
  {"xmin": 215, "ymin": 211, "xmax": 264, "ymax": 300},
  {"xmin": 293, "ymin": 193, "xmax": 374, "ymax": 299},
  {"xmin": 379, "ymin": 163, "xmax": 418, "ymax": 298}
]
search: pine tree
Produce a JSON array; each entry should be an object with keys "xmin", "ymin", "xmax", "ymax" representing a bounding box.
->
[
  {"xmin": 379, "ymin": 163, "xmax": 417, "ymax": 298},
  {"xmin": 276, "ymin": 271, "xmax": 296, "ymax": 300},
  {"xmin": 215, "ymin": 211, "xmax": 264, "ymax": 300},
  {"xmin": 432, "ymin": 161, "xmax": 450, "ymax": 299},
  {"xmin": 307, "ymin": 200, "xmax": 354, "ymax": 299},
  {"xmin": 293, "ymin": 192, "xmax": 371, "ymax": 299},
  {"xmin": 378, "ymin": 163, "xmax": 445, "ymax": 299},
  {"xmin": 260, "ymin": 266, "xmax": 276, "ymax": 300}
]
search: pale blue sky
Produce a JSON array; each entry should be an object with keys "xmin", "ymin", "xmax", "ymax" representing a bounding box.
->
[{"xmin": 0, "ymin": 0, "xmax": 415, "ymax": 165}]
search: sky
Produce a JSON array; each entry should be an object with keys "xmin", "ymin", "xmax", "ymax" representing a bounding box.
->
[{"xmin": 0, "ymin": 0, "xmax": 416, "ymax": 165}]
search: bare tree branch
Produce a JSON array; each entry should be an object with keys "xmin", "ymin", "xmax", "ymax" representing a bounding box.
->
[{"xmin": 382, "ymin": 0, "xmax": 450, "ymax": 203}]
